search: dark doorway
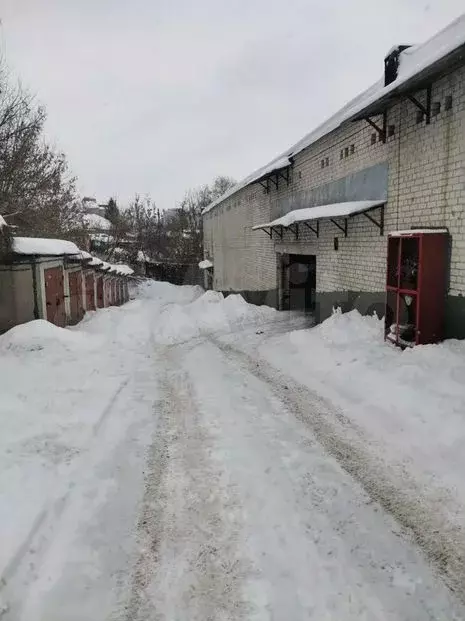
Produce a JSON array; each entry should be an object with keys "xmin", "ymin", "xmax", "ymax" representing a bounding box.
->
[{"xmin": 282, "ymin": 254, "xmax": 316, "ymax": 311}]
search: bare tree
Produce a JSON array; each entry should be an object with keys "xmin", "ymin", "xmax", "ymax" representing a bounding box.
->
[
  {"xmin": 172, "ymin": 176, "xmax": 236, "ymax": 262},
  {"xmin": 0, "ymin": 60, "xmax": 83, "ymax": 241}
]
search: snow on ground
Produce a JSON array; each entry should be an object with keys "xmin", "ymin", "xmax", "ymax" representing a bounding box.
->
[
  {"xmin": 152, "ymin": 289, "xmax": 277, "ymax": 345},
  {"xmin": 252, "ymin": 309, "xmax": 465, "ymax": 507},
  {"xmin": 2, "ymin": 282, "xmax": 465, "ymax": 619}
]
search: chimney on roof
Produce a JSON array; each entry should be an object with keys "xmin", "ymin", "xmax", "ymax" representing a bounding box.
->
[{"xmin": 384, "ymin": 45, "xmax": 411, "ymax": 86}]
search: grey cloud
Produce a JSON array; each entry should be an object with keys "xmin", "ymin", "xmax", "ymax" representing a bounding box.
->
[{"xmin": 1, "ymin": 0, "xmax": 464, "ymax": 209}]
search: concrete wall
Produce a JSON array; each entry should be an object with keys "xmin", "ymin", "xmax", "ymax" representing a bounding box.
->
[{"xmin": 203, "ymin": 61, "xmax": 465, "ymax": 334}]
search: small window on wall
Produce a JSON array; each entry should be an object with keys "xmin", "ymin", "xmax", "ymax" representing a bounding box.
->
[
  {"xmin": 321, "ymin": 159, "xmax": 325, "ymax": 169},
  {"xmin": 344, "ymin": 147, "xmax": 349, "ymax": 158},
  {"xmin": 325, "ymin": 156, "xmax": 329, "ymax": 167},
  {"xmin": 432, "ymin": 101, "xmax": 441, "ymax": 117},
  {"xmin": 371, "ymin": 133, "xmax": 377, "ymax": 145},
  {"xmin": 445, "ymin": 95, "xmax": 453, "ymax": 111},
  {"xmin": 334, "ymin": 237, "xmax": 339, "ymax": 251}
]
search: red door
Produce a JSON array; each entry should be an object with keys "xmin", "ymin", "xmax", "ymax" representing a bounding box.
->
[
  {"xmin": 104, "ymin": 279, "xmax": 111, "ymax": 306},
  {"xmin": 97, "ymin": 276, "xmax": 104, "ymax": 308},
  {"xmin": 85, "ymin": 273, "xmax": 95, "ymax": 311},
  {"xmin": 68, "ymin": 271, "xmax": 84, "ymax": 324},
  {"xmin": 112, "ymin": 279, "xmax": 117, "ymax": 306},
  {"xmin": 45, "ymin": 267, "xmax": 66, "ymax": 327}
]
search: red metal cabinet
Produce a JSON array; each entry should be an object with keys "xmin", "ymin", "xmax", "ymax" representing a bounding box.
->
[
  {"xmin": 68, "ymin": 271, "xmax": 84, "ymax": 324},
  {"xmin": 385, "ymin": 230, "xmax": 449, "ymax": 347},
  {"xmin": 45, "ymin": 267, "xmax": 66, "ymax": 327}
]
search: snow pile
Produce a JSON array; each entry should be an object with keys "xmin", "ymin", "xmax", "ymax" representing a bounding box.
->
[
  {"xmin": 152, "ymin": 290, "xmax": 276, "ymax": 344},
  {"xmin": 259, "ymin": 308, "xmax": 465, "ymax": 508},
  {"xmin": 0, "ymin": 320, "xmax": 91, "ymax": 352},
  {"xmin": 314, "ymin": 307, "xmax": 382, "ymax": 346}
]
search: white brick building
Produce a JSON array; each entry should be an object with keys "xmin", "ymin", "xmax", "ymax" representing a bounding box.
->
[{"xmin": 202, "ymin": 16, "xmax": 465, "ymax": 338}]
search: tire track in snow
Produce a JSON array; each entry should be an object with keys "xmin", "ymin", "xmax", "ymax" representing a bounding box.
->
[
  {"xmin": 213, "ymin": 337, "xmax": 465, "ymax": 603},
  {"xmin": 123, "ymin": 346, "xmax": 251, "ymax": 621}
]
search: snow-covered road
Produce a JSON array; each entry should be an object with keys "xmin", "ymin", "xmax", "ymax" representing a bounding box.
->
[{"xmin": 1, "ymin": 282, "xmax": 465, "ymax": 620}]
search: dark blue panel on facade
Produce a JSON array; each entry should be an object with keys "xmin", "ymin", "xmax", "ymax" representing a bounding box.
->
[{"xmin": 277, "ymin": 162, "xmax": 388, "ymax": 216}]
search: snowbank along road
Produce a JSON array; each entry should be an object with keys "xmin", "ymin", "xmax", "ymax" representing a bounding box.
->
[{"xmin": 1, "ymin": 281, "xmax": 465, "ymax": 620}]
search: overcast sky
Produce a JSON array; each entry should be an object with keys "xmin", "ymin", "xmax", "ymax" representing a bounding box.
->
[{"xmin": 1, "ymin": 0, "xmax": 464, "ymax": 210}]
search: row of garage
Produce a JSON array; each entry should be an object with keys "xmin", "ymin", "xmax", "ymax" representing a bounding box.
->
[{"xmin": 0, "ymin": 236, "xmax": 136, "ymax": 333}]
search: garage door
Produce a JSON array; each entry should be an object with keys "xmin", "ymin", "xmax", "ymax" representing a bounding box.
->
[
  {"xmin": 85, "ymin": 273, "xmax": 95, "ymax": 311},
  {"xmin": 68, "ymin": 271, "xmax": 84, "ymax": 324},
  {"xmin": 45, "ymin": 267, "xmax": 66, "ymax": 326}
]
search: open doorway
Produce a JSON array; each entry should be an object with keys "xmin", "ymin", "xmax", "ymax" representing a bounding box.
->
[{"xmin": 281, "ymin": 254, "xmax": 316, "ymax": 311}]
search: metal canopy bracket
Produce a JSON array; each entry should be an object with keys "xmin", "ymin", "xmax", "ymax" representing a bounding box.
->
[
  {"xmin": 302, "ymin": 220, "xmax": 319, "ymax": 238},
  {"xmin": 289, "ymin": 223, "xmax": 299, "ymax": 240},
  {"xmin": 268, "ymin": 175, "xmax": 279, "ymax": 189},
  {"xmin": 271, "ymin": 226, "xmax": 283, "ymax": 239},
  {"xmin": 364, "ymin": 112, "xmax": 387, "ymax": 143},
  {"xmin": 360, "ymin": 204, "xmax": 385, "ymax": 236},
  {"xmin": 257, "ymin": 166, "xmax": 291, "ymax": 193},
  {"xmin": 258, "ymin": 179, "xmax": 270, "ymax": 193},
  {"xmin": 407, "ymin": 85, "xmax": 432, "ymax": 124},
  {"xmin": 276, "ymin": 168, "xmax": 291, "ymax": 186},
  {"xmin": 330, "ymin": 218, "xmax": 348, "ymax": 237}
]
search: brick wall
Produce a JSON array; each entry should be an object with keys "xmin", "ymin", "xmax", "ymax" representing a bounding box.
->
[{"xmin": 203, "ymin": 62, "xmax": 465, "ymax": 304}]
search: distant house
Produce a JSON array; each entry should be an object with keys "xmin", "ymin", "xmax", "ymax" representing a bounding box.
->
[{"xmin": 82, "ymin": 197, "xmax": 113, "ymax": 254}]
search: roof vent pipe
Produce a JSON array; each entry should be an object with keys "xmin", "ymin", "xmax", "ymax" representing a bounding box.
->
[{"xmin": 384, "ymin": 45, "xmax": 411, "ymax": 86}]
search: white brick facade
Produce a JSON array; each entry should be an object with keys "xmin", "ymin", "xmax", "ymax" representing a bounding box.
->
[{"xmin": 203, "ymin": 59, "xmax": 465, "ymax": 329}]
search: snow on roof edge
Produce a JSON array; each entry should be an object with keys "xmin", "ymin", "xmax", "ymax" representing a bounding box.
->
[
  {"xmin": 12, "ymin": 237, "xmax": 81, "ymax": 257},
  {"xmin": 203, "ymin": 14, "xmax": 465, "ymax": 215},
  {"xmin": 252, "ymin": 200, "xmax": 385, "ymax": 230},
  {"xmin": 389, "ymin": 228, "xmax": 448, "ymax": 236}
]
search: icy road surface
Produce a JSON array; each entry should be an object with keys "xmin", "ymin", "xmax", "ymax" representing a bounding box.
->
[{"xmin": 1, "ymin": 282, "xmax": 465, "ymax": 620}]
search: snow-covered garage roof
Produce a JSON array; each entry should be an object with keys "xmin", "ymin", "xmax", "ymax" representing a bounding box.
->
[
  {"xmin": 115, "ymin": 265, "xmax": 134, "ymax": 275},
  {"xmin": 13, "ymin": 237, "xmax": 81, "ymax": 256},
  {"xmin": 79, "ymin": 250, "xmax": 93, "ymax": 261},
  {"xmin": 203, "ymin": 14, "xmax": 465, "ymax": 215},
  {"xmin": 253, "ymin": 200, "xmax": 386, "ymax": 230},
  {"xmin": 88, "ymin": 257, "xmax": 104, "ymax": 267},
  {"xmin": 83, "ymin": 213, "xmax": 112, "ymax": 231}
]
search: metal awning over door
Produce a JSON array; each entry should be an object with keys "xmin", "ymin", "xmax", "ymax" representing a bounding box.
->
[{"xmin": 252, "ymin": 199, "xmax": 385, "ymax": 239}]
